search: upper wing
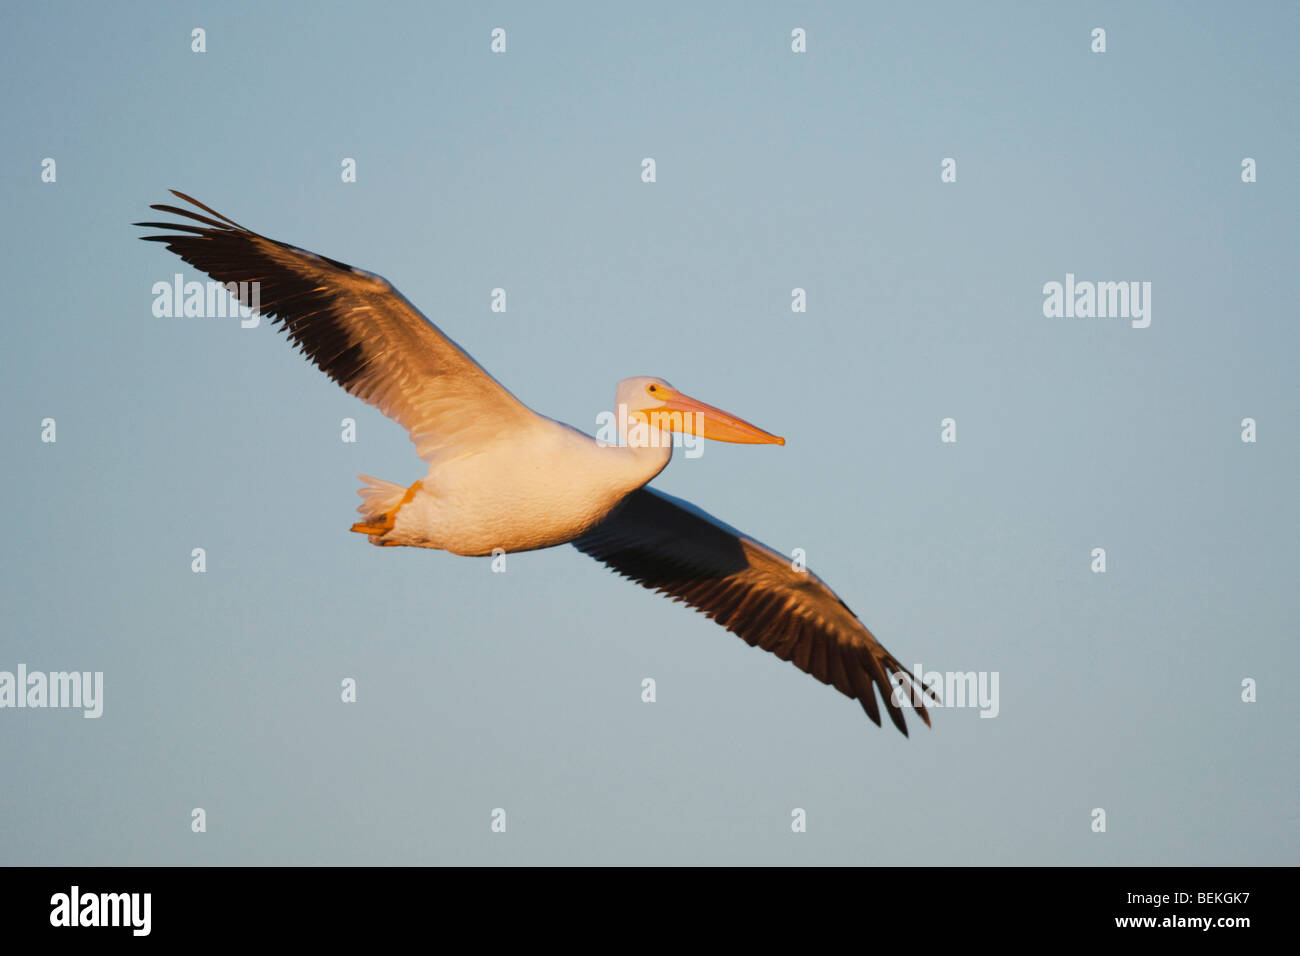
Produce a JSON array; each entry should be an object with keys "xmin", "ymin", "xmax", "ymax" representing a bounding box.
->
[
  {"xmin": 137, "ymin": 190, "xmax": 537, "ymax": 460},
  {"xmin": 573, "ymin": 488, "xmax": 935, "ymax": 734}
]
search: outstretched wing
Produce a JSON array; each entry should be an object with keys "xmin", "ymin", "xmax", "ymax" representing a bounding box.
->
[
  {"xmin": 137, "ymin": 190, "xmax": 537, "ymax": 459},
  {"xmin": 573, "ymin": 488, "xmax": 935, "ymax": 734}
]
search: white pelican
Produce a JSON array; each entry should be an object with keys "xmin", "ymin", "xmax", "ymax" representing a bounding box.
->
[{"xmin": 138, "ymin": 191, "xmax": 935, "ymax": 734}]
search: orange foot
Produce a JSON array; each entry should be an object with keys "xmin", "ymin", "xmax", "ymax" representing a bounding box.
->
[{"xmin": 349, "ymin": 480, "xmax": 423, "ymax": 538}]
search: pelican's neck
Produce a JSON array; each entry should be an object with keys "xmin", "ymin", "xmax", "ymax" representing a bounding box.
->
[
  {"xmin": 608, "ymin": 428, "xmax": 673, "ymax": 488},
  {"xmin": 549, "ymin": 417, "xmax": 673, "ymax": 499}
]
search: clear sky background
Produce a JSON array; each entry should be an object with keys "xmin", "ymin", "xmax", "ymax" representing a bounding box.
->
[{"xmin": 1, "ymin": 1, "xmax": 1296, "ymax": 865}]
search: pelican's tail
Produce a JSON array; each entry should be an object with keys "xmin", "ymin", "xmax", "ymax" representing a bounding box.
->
[{"xmin": 351, "ymin": 474, "xmax": 411, "ymax": 541}]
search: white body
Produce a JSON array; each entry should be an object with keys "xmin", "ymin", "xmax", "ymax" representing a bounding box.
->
[{"xmin": 391, "ymin": 418, "xmax": 671, "ymax": 555}]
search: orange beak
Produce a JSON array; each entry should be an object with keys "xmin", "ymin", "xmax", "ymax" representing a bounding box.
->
[{"xmin": 645, "ymin": 386, "xmax": 785, "ymax": 445}]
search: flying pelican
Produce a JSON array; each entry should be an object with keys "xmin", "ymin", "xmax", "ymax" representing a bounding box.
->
[{"xmin": 137, "ymin": 191, "xmax": 935, "ymax": 734}]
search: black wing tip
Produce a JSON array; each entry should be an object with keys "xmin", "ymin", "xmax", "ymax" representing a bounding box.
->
[
  {"xmin": 887, "ymin": 708, "xmax": 910, "ymax": 736},
  {"xmin": 887, "ymin": 669, "xmax": 937, "ymax": 735},
  {"xmin": 134, "ymin": 189, "xmax": 247, "ymax": 233},
  {"xmin": 859, "ymin": 697, "xmax": 883, "ymax": 728}
]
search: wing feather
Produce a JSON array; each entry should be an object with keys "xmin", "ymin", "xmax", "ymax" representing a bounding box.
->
[
  {"xmin": 573, "ymin": 488, "xmax": 936, "ymax": 734},
  {"xmin": 137, "ymin": 190, "xmax": 537, "ymax": 459}
]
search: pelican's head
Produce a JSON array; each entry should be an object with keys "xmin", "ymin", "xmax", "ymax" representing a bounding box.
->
[{"xmin": 613, "ymin": 377, "xmax": 785, "ymax": 445}]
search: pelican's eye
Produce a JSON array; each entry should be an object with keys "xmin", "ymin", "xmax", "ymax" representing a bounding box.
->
[{"xmin": 648, "ymin": 384, "xmax": 658, "ymax": 394}]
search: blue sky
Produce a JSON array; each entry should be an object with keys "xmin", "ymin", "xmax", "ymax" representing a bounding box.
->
[{"xmin": 1, "ymin": 1, "xmax": 1296, "ymax": 864}]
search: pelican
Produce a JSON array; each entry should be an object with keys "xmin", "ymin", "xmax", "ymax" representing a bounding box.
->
[{"xmin": 137, "ymin": 191, "xmax": 935, "ymax": 734}]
